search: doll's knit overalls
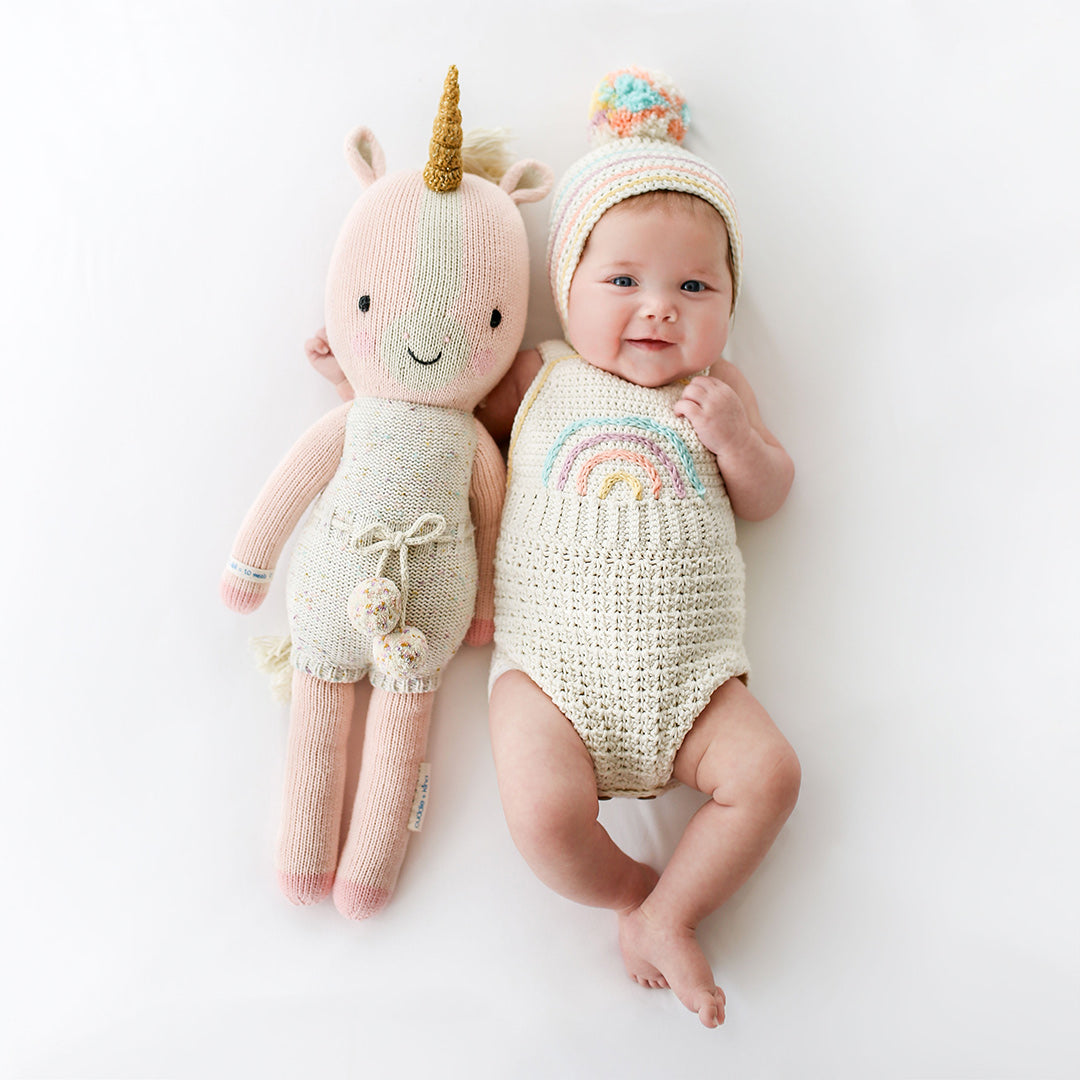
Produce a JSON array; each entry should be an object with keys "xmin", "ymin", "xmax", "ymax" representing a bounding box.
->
[
  {"xmin": 287, "ymin": 397, "xmax": 477, "ymax": 693},
  {"xmin": 493, "ymin": 341, "xmax": 750, "ymax": 798}
]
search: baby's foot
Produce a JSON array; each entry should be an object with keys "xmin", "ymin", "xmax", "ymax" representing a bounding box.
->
[
  {"xmin": 618, "ymin": 905, "xmax": 726, "ymax": 1027},
  {"xmin": 616, "ymin": 865, "xmax": 664, "ymax": 988}
]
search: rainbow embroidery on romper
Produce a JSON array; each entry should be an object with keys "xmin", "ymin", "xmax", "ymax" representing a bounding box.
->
[{"xmin": 542, "ymin": 417, "xmax": 706, "ymax": 501}]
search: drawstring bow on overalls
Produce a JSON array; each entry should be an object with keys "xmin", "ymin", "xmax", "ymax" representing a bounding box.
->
[{"xmin": 353, "ymin": 513, "xmax": 448, "ymax": 630}]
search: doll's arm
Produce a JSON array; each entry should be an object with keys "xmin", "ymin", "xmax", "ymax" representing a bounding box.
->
[
  {"xmin": 464, "ymin": 419, "xmax": 507, "ymax": 645},
  {"xmin": 221, "ymin": 402, "xmax": 350, "ymax": 613}
]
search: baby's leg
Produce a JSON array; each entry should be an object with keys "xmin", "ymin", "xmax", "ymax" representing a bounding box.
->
[
  {"xmin": 620, "ymin": 677, "xmax": 801, "ymax": 1027},
  {"xmin": 489, "ymin": 671, "xmax": 659, "ymax": 918}
]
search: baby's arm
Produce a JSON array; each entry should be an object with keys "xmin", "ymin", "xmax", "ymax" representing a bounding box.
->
[
  {"xmin": 305, "ymin": 327, "xmax": 354, "ymax": 402},
  {"xmin": 475, "ymin": 348, "xmax": 542, "ymax": 444},
  {"xmin": 672, "ymin": 360, "xmax": 793, "ymax": 521}
]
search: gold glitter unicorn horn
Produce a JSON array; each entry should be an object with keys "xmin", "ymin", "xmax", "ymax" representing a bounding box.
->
[{"xmin": 423, "ymin": 65, "xmax": 463, "ymax": 193}]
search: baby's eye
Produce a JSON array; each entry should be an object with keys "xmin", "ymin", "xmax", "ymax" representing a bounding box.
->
[
  {"xmin": 610, "ymin": 276, "xmax": 635, "ymax": 288},
  {"xmin": 681, "ymin": 280, "xmax": 706, "ymax": 293}
]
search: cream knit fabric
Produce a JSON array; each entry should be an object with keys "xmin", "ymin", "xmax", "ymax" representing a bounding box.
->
[
  {"xmin": 287, "ymin": 397, "xmax": 478, "ymax": 693},
  {"xmin": 493, "ymin": 341, "xmax": 749, "ymax": 798}
]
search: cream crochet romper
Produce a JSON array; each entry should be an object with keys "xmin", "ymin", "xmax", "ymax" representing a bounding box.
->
[
  {"xmin": 287, "ymin": 397, "xmax": 478, "ymax": 694},
  {"xmin": 493, "ymin": 341, "xmax": 749, "ymax": 798}
]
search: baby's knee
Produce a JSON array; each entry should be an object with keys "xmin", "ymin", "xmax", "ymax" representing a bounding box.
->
[
  {"xmin": 761, "ymin": 742, "xmax": 801, "ymax": 820},
  {"xmin": 711, "ymin": 737, "xmax": 801, "ymax": 820},
  {"xmin": 504, "ymin": 786, "xmax": 598, "ymax": 863}
]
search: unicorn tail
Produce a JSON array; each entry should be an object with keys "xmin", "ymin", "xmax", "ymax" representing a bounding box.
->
[{"xmin": 251, "ymin": 635, "xmax": 294, "ymax": 703}]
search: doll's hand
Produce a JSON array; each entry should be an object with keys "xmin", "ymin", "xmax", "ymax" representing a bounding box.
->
[
  {"xmin": 672, "ymin": 375, "xmax": 753, "ymax": 458},
  {"xmin": 465, "ymin": 617, "xmax": 495, "ymax": 646},
  {"xmin": 306, "ymin": 327, "xmax": 354, "ymax": 402},
  {"xmin": 220, "ymin": 571, "xmax": 270, "ymax": 614}
]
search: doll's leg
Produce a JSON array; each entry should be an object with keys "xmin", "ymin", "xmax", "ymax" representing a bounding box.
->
[
  {"xmin": 489, "ymin": 670, "xmax": 659, "ymax": 913},
  {"xmin": 333, "ymin": 688, "xmax": 435, "ymax": 919},
  {"xmin": 277, "ymin": 671, "xmax": 355, "ymax": 905},
  {"xmin": 618, "ymin": 677, "xmax": 801, "ymax": 1027}
]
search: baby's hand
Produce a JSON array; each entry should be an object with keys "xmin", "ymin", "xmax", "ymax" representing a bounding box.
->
[
  {"xmin": 672, "ymin": 375, "xmax": 752, "ymax": 457},
  {"xmin": 306, "ymin": 327, "xmax": 354, "ymax": 401},
  {"xmin": 305, "ymin": 327, "xmax": 333, "ymax": 368}
]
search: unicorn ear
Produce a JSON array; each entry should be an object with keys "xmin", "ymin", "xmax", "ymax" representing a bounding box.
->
[
  {"xmin": 344, "ymin": 127, "xmax": 387, "ymax": 187},
  {"xmin": 500, "ymin": 159, "xmax": 554, "ymax": 205}
]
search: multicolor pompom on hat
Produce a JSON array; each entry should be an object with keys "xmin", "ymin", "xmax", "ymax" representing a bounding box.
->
[
  {"xmin": 547, "ymin": 67, "xmax": 742, "ymax": 328},
  {"xmin": 588, "ymin": 67, "xmax": 689, "ymax": 147}
]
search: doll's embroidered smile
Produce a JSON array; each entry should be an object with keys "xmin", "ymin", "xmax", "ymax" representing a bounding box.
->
[{"xmin": 408, "ymin": 348, "xmax": 442, "ymax": 365}]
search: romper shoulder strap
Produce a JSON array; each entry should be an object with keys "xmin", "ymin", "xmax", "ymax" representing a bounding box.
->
[
  {"xmin": 536, "ymin": 339, "xmax": 579, "ymax": 365},
  {"xmin": 506, "ymin": 341, "xmax": 579, "ymax": 484}
]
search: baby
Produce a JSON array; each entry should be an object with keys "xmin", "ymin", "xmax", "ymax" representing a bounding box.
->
[{"xmin": 480, "ymin": 69, "xmax": 800, "ymax": 1028}]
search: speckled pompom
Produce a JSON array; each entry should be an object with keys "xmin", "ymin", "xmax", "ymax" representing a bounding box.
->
[
  {"xmin": 372, "ymin": 626, "xmax": 428, "ymax": 677},
  {"xmin": 348, "ymin": 577, "xmax": 402, "ymax": 637},
  {"xmin": 588, "ymin": 67, "xmax": 689, "ymax": 148}
]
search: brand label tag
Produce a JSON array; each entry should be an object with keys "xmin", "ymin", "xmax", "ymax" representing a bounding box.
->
[{"xmin": 408, "ymin": 763, "xmax": 431, "ymax": 832}]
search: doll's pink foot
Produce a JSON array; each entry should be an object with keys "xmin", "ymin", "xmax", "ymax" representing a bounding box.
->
[
  {"xmin": 278, "ymin": 870, "xmax": 335, "ymax": 906},
  {"xmin": 333, "ymin": 878, "xmax": 391, "ymax": 920}
]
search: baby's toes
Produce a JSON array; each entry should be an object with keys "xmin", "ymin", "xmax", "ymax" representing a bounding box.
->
[{"xmin": 697, "ymin": 989, "xmax": 726, "ymax": 1028}]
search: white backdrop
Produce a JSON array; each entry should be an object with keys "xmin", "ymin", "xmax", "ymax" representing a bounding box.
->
[{"xmin": 3, "ymin": 2, "xmax": 1078, "ymax": 1077}]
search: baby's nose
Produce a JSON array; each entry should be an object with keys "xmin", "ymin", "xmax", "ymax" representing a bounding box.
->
[{"xmin": 642, "ymin": 293, "xmax": 678, "ymax": 321}]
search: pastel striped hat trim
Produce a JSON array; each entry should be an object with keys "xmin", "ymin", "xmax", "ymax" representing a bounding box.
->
[{"xmin": 548, "ymin": 139, "xmax": 742, "ymax": 328}]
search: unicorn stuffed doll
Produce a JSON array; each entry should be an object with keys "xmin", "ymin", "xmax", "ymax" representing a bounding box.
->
[{"xmin": 221, "ymin": 67, "xmax": 552, "ymax": 919}]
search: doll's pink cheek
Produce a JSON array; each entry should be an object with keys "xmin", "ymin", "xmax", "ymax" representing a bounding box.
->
[
  {"xmin": 473, "ymin": 347, "xmax": 494, "ymax": 371},
  {"xmin": 353, "ymin": 330, "xmax": 376, "ymax": 357}
]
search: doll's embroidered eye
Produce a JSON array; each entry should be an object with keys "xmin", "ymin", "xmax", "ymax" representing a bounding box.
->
[
  {"xmin": 490, "ymin": 309, "xmax": 502, "ymax": 328},
  {"xmin": 358, "ymin": 295, "xmax": 371, "ymax": 312}
]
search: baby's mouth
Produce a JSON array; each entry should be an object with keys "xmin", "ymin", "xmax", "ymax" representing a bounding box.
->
[{"xmin": 626, "ymin": 338, "xmax": 674, "ymax": 351}]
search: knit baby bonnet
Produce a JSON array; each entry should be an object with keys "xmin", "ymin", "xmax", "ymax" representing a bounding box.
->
[{"xmin": 546, "ymin": 67, "xmax": 743, "ymax": 328}]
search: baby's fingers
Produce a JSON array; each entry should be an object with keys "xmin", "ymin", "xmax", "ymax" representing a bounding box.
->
[
  {"xmin": 676, "ymin": 381, "xmax": 706, "ymax": 407},
  {"xmin": 305, "ymin": 337, "xmax": 331, "ymax": 361},
  {"xmin": 672, "ymin": 396, "xmax": 704, "ymax": 422}
]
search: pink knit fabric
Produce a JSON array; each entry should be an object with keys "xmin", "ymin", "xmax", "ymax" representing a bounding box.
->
[
  {"xmin": 333, "ymin": 689, "xmax": 434, "ymax": 919},
  {"xmin": 224, "ymin": 403, "xmax": 350, "ymax": 582},
  {"xmin": 276, "ymin": 672, "xmax": 355, "ymax": 903}
]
